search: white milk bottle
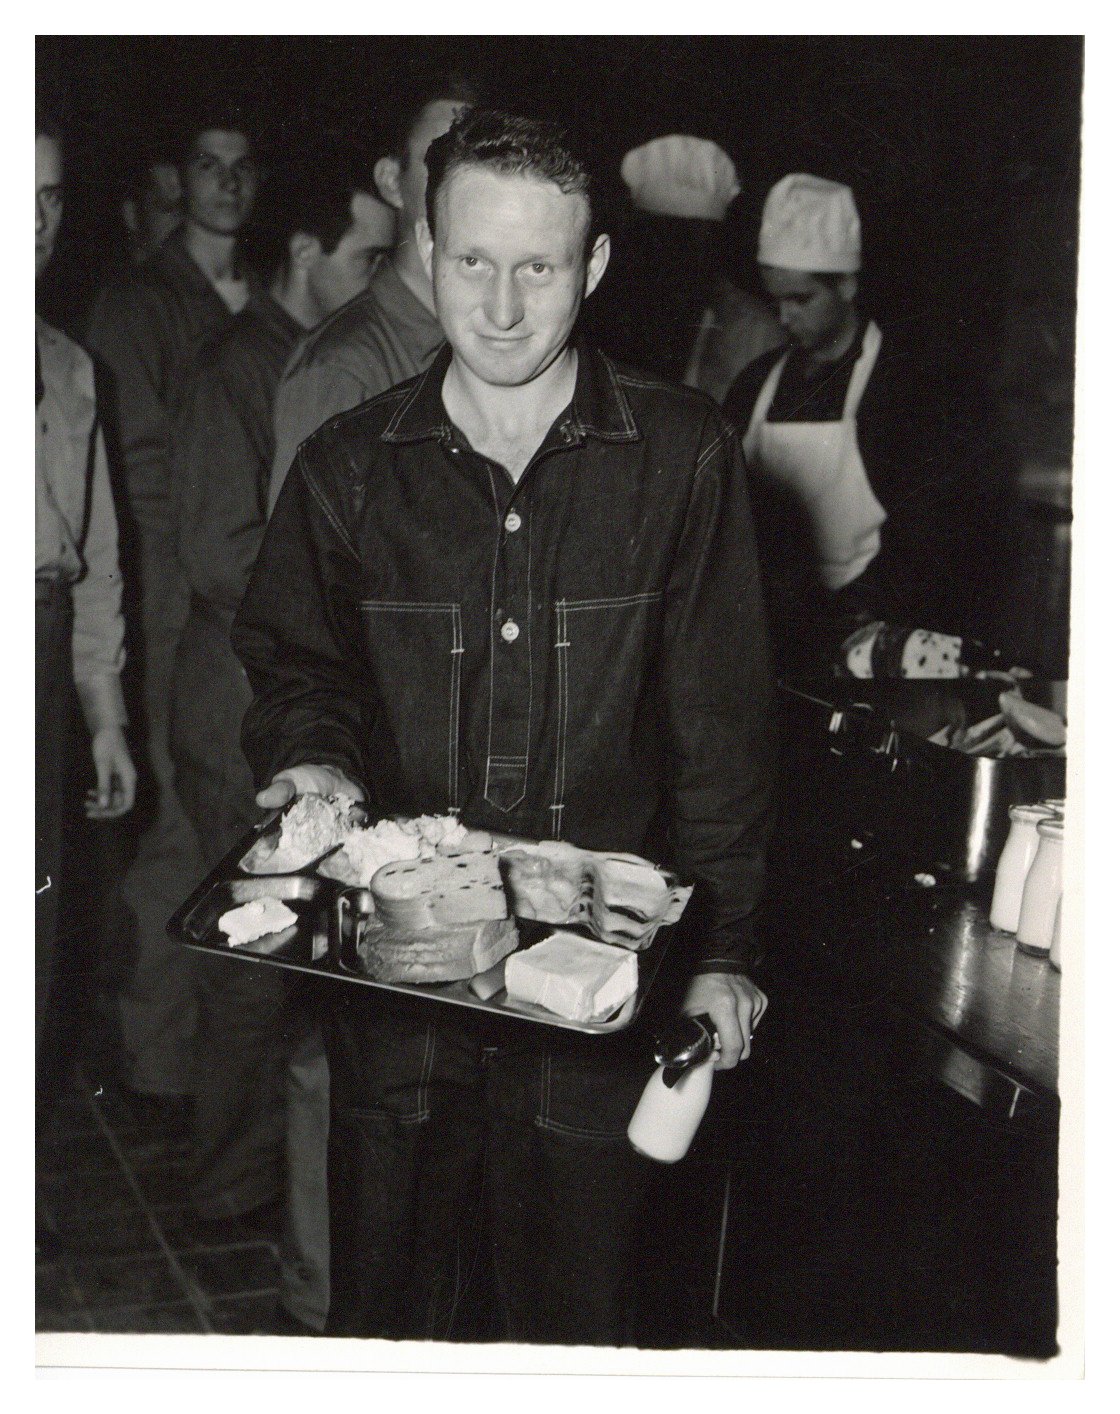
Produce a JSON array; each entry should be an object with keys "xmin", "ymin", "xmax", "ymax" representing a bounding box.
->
[
  {"xmin": 990, "ymin": 803, "xmax": 1056, "ymax": 933},
  {"xmin": 628, "ymin": 1015, "xmax": 720, "ymax": 1163},
  {"xmin": 1017, "ymin": 817, "xmax": 1064, "ymax": 956}
]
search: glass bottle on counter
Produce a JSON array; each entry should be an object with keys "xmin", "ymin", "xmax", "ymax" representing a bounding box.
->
[
  {"xmin": 1050, "ymin": 895, "xmax": 1062, "ymax": 971},
  {"xmin": 1017, "ymin": 817, "xmax": 1064, "ymax": 956},
  {"xmin": 990, "ymin": 804, "xmax": 1056, "ymax": 933}
]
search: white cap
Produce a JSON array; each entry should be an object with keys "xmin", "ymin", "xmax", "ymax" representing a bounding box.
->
[
  {"xmin": 758, "ymin": 173, "xmax": 861, "ymax": 273},
  {"xmin": 620, "ymin": 135, "xmax": 741, "ymax": 221}
]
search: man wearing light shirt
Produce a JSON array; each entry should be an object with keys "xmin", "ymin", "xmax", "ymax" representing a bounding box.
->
[{"xmin": 37, "ymin": 107, "xmax": 136, "ymax": 1252}]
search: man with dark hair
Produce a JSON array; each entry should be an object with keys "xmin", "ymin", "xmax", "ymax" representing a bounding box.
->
[
  {"xmin": 86, "ymin": 103, "xmax": 260, "ymax": 1135},
  {"xmin": 120, "ymin": 150, "xmax": 183, "ymax": 266},
  {"xmin": 36, "ymin": 108, "xmax": 137, "ymax": 1253},
  {"xmin": 267, "ymin": 75, "xmax": 478, "ymax": 507},
  {"xmin": 234, "ymin": 107, "xmax": 774, "ymax": 1344},
  {"xmin": 169, "ymin": 150, "xmax": 387, "ymax": 1330}
]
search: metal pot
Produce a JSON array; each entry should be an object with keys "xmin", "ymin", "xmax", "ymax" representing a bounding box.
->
[{"xmin": 777, "ymin": 681, "xmax": 1066, "ymax": 881}]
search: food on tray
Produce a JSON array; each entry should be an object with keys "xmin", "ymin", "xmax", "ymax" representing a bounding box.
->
[
  {"xmin": 358, "ymin": 916, "xmax": 517, "ymax": 984},
  {"xmin": 317, "ymin": 813, "xmax": 495, "ymax": 887},
  {"xmin": 371, "ymin": 851, "xmax": 508, "ymax": 929},
  {"xmin": 498, "ymin": 842, "xmax": 586, "ymax": 920},
  {"xmin": 318, "ymin": 817, "xmax": 423, "ymax": 887},
  {"xmin": 279, "ymin": 793, "xmax": 359, "ymax": 859},
  {"xmin": 242, "ymin": 792, "xmax": 364, "ymax": 873},
  {"xmin": 218, "ymin": 898, "xmax": 298, "ymax": 945},
  {"xmin": 499, "ymin": 842, "xmax": 688, "ymax": 949},
  {"xmin": 504, "ymin": 931, "xmax": 639, "ymax": 1023}
]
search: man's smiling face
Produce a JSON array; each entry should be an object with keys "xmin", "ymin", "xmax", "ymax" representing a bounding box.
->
[{"xmin": 420, "ymin": 164, "xmax": 609, "ymax": 389}]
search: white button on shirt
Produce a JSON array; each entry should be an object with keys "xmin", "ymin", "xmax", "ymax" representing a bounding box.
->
[
  {"xmin": 504, "ymin": 511, "xmax": 522, "ymax": 533},
  {"xmin": 500, "ymin": 620, "xmax": 520, "ymax": 643}
]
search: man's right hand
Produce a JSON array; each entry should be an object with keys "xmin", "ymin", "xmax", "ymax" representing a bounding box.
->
[{"xmin": 255, "ymin": 764, "xmax": 366, "ymax": 810}]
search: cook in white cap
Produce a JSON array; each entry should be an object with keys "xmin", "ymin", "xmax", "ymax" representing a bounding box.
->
[{"xmin": 722, "ymin": 173, "xmax": 916, "ymax": 672}]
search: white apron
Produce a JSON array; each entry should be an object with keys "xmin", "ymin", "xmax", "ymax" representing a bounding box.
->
[{"xmin": 743, "ymin": 321, "xmax": 886, "ymax": 592}]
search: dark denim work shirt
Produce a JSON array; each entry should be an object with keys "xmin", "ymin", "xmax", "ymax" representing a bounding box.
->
[{"xmin": 233, "ymin": 342, "xmax": 776, "ymax": 974}]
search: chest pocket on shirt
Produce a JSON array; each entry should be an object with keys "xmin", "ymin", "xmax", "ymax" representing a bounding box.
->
[
  {"xmin": 549, "ymin": 591, "xmax": 663, "ymax": 839},
  {"xmin": 360, "ymin": 601, "xmax": 463, "ymax": 812}
]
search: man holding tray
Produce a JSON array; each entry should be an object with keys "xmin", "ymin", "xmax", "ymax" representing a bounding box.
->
[{"xmin": 233, "ymin": 108, "xmax": 775, "ymax": 1344}]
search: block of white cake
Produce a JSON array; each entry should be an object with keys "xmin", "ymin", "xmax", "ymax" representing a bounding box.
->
[{"xmin": 504, "ymin": 931, "xmax": 639, "ymax": 1023}]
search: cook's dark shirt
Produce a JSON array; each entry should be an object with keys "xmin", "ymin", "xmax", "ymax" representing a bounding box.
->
[
  {"xmin": 173, "ymin": 290, "xmax": 303, "ymax": 626},
  {"xmin": 233, "ymin": 342, "xmax": 776, "ymax": 974}
]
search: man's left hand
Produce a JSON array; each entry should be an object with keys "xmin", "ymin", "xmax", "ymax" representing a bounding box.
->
[
  {"xmin": 85, "ymin": 725, "xmax": 137, "ymax": 819},
  {"xmin": 681, "ymin": 972, "xmax": 768, "ymax": 1070}
]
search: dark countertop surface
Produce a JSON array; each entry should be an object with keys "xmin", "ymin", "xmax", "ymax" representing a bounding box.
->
[{"xmin": 760, "ymin": 844, "xmax": 1060, "ymax": 1118}]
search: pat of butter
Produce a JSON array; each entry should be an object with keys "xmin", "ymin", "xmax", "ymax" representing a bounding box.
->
[
  {"xmin": 505, "ymin": 931, "xmax": 638, "ymax": 1022},
  {"xmin": 219, "ymin": 897, "xmax": 298, "ymax": 945}
]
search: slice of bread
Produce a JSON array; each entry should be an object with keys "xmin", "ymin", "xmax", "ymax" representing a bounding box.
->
[
  {"xmin": 371, "ymin": 851, "xmax": 508, "ymax": 929},
  {"xmin": 359, "ymin": 916, "xmax": 518, "ymax": 983}
]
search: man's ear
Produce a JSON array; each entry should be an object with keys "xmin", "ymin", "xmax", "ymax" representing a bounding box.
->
[
  {"xmin": 416, "ymin": 218, "xmax": 434, "ymax": 281},
  {"xmin": 584, "ymin": 233, "xmax": 611, "ymax": 298},
  {"xmin": 289, "ymin": 231, "xmax": 323, "ymax": 272},
  {"xmin": 838, "ymin": 274, "xmax": 858, "ymax": 303},
  {"xmin": 121, "ymin": 198, "xmax": 139, "ymax": 237},
  {"xmin": 374, "ymin": 155, "xmax": 404, "ymax": 211}
]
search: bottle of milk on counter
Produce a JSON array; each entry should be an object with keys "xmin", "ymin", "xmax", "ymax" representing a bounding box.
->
[
  {"xmin": 990, "ymin": 804, "xmax": 1056, "ymax": 933},
  {"xmin": 1050, "ymin": 895, "xmax": 1062, "ymax": 970},
  {"xmin": 1017, "ymin": 817, "xmax": 1064, "ymax": 957}
]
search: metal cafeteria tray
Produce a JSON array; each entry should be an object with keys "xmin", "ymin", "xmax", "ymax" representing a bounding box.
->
[{"xmin": 166, "ymin": 808, "xmax": 677, "ymax": 1035}]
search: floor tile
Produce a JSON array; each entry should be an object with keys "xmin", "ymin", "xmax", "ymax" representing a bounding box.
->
[
  {"xmin": 39, "ymin": 1131, "xmax": 122, "ymax": 1175},
  {"xmin": 36, "ymin": 1306, "xmax": 94, "ymax": 1333},
  {"xmin": 207, "ymin": 1291, "xmax": 285, "ymax": 1336},
  {"xmin": 66, "ymin": 1250, "xmax": 187, "ymax": 1309},
  {"xmin": 50, "ymin": 1193, "xmax": 162, "ymax": 1258},
  {"xmin": 40, "ymin": 1166, "xmax": 135, "ymax": 1219},
  {"xmin": 87, "ymin": 1301, "xmax": 207, "ymax": 1334},
  {"xmin": 178, "ymin": 1242, "xmax": 280, "ymax": 1297}
]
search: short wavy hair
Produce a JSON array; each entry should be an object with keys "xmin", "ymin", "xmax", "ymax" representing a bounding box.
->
[{"xmin": 424, "ymin": 107, "xmax": 600, "ymax": 253}]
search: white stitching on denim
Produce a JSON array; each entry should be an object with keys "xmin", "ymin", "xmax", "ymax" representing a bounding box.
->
[
  {"xmin": 562, "ymin": 590, "xmax": 663, "ymax": 612},
  {"xmin": 418, "ymin": 1022, "xmax": 435, "ymax": 1121},
  {"xmin": 359, "ymin": 600, "xmax": 458, "ymax": 612},
  {"xmin": 550, "ymin": 601, "xmax": 569, "ymax": 839},
  {"xmin": 483, "ymin": 483, "xmax": 531, "ymax": 813},
  {"xmin": 448, "ymin": 605, "xmax": 462, "ymax": 810},
  {"xmin": 360, "ymin": 601, "xmax": 461, "ymax": 811},
  {"xmin": 696, "ymin": 423, "xmax": 736, "ymax": 474},
  {"xmin": 299, "ymin": 454, "xmax": 361, "ymax": 563},
  {"xmin": 548, "ymin": 593, "xmax": 662, "ymax": 836},
  {"xmin": 603, "ymin": 360, "xmax": 639, "ymax": 436},
  {"xmin": 381, "ymin": 370, "xmax": 430, "ymax": 440}
]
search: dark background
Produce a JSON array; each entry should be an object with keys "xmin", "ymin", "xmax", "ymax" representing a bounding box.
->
[
  {"xmin": 37, "ymin": 33, "xmax": 1082, "ymax": 670},
  {"xmin": 37, "ymin": 34, "xmax": 1083, "ymax": 444}
]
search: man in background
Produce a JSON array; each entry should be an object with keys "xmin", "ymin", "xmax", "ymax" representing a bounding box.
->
[
  {"xmin": 85, "ymin": 102, "xmax": 260, "ymax": 1135},
  {"xmin": 268, "ymin": 74, "xmax": 478, "ymax": 507},
  {"xmin": 119, "ymin": 149, "xmax": 183, "ymax": 265},
  {"xmin": 37, "ymin": 105, "xmax": 137, "ymax": 1253},
  {"xmin": 170, "ymin": 149, "xmax": 386, "ymax": 1330}
]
